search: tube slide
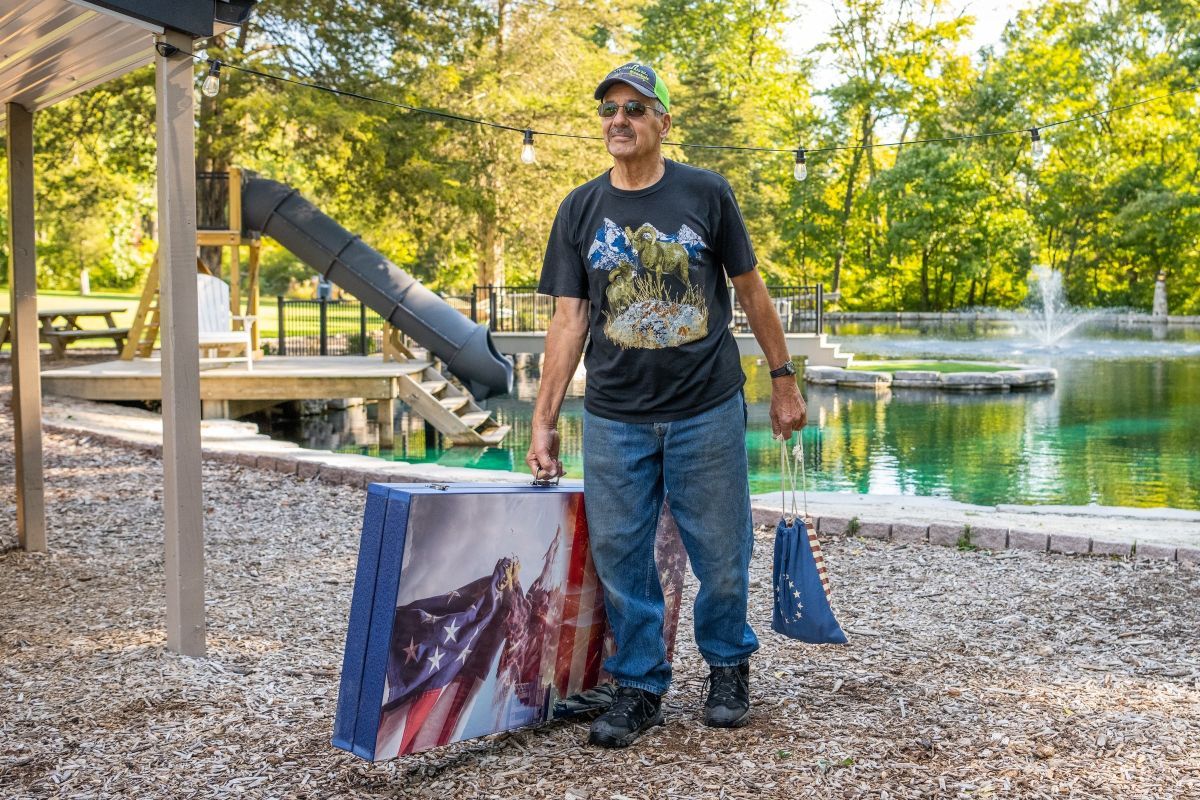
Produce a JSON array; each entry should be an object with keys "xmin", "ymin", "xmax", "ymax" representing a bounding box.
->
[{"xmin": 241, "ymin": 176, "xmax": 513, "ymax": 399}]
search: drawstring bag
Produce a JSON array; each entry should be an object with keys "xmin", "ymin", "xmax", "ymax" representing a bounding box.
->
[{"xmin": 772, "ymin": 437, "xmax": 847, "ymax": 644}]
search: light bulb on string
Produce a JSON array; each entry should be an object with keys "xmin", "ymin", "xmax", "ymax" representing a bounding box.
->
[
  {"xmin": 521, "ymin": 130, "xmax": 537, "ymax": 164},
  {"xmin": 201, "ymin": 59, "xmax": 222, "ymax": 97},
  {"xmin": 1030, "ymin": 127, "xmax": 1044, "ymax": 163},
  {"xmin": 793, "ymin": 148, "xmax": 808, "ymax": 181}
]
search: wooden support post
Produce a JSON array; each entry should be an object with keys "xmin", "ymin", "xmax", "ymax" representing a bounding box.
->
[
  {"xmin": 378, "ymin": 396, "xmax": 396, "ymax": 450},
  {"xmin": 227, "ymin": 168, "xmax": 243, "ymax": 327},
  {"xmin": 228, "ymin": 167, "xmax": 243, "ymax": 232},
  {"xmin": 200, "ymin": 399, "xmax": 231, "ymax": 419},
  {"xmin": 381, "ymin": 322, "xmax": 415, "ymax": 362},
  {"xmin": 247, "ymin": 240, "xmax": 261, "ymax": 353},
  {"xmin": 123, "ymin": 254, "xmax": 159, "ymax": 360},
  {"xmin": 156, "ymin": 31, "xmax": 206, "ymax": 657},
  {"xmin": 6, "ymin": 102, "xmax": 46, "ymax": 552},
  {"xmin": 228, "ymin": 242, "xmax": 241, "ymax": 325}
]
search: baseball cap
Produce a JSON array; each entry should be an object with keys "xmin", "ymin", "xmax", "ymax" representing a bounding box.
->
[{"xmin": 594, "ymin": 62, "xmax": 670, "ymax": 113}]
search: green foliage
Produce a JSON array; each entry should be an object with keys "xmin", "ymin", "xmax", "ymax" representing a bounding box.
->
[
  {"xmin": 11, "ymin": 0, "xmax": 1199, "ymax": 314},
  {"xmin": 957, "ymin": 527, "xmax": 977, "ymax": 551},
  {"xmin": 258, "ymin": 244, "xmax": 313, "ymax": 297},
  {"xmin": 346, "ymin": 332, "xmax": 378, "ymax": 356}
]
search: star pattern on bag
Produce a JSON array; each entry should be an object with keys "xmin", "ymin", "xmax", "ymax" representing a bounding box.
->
[{"xmin": 774, "ymin": 572, "xmax": 804, "ymax": 623}]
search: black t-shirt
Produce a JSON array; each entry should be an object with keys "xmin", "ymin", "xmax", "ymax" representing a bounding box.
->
[{"xmin": 538, "ymin": 158, "xmax": 757, "ymax": 422}]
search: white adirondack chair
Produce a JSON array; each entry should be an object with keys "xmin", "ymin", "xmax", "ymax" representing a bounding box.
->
[{"xmin": 197, "ymin": 273, "xmax": 255, "ymax": 370}]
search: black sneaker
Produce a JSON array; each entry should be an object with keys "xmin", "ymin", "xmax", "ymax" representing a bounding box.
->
[
  {"xmin": 703, "ymin": 663, "xmax": 751, "ymax": 728},
  {"xmin": 587, "ymin": 686, "xmax": 664, "ymax": 748}
]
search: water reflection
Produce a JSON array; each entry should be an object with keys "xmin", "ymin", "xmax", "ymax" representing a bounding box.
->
[{"xmin": 252, "ymin": 323, "xmax": 1200, "ymax": 510}]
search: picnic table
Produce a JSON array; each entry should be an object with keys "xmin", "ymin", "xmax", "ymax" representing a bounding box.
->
[{"xmin": 0, "ymin": 307, "xmax": 129, "ymax": 357}]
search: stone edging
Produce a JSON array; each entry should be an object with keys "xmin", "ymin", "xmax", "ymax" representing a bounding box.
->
[
  {"xmin": 805, "ymin": 364, "xmax": 1056, "ymax": 391},
  {"xmin": 42, "ymin": 422, "xmax": 1195, "ymax": 566},
  {"xmin": 749, "ymin": 507, "xmax": 1197, "ymax": 565},
  {"xmin": 825, "ymin": 311, "xmax": 1200, "ymax": 325}
]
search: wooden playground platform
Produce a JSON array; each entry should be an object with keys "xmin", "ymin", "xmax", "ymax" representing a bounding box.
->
[{"xmin": 40, "ymin": 355, "xmax": 509, "ymax": 447}]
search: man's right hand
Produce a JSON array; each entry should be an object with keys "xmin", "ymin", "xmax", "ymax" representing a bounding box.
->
[{"xmin": 526, "ymin": 424, "xmax": 564, "ymax": 479}]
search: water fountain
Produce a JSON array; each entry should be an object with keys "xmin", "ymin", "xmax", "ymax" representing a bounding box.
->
[{"xmin": 1025, "ymin": 265, "xmax": 1102, "ymax": 347}]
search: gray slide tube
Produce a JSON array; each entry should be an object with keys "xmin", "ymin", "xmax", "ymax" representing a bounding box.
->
[{"xmin": 241, "ymin": 177, "xmax": 513, "ymax": 399}]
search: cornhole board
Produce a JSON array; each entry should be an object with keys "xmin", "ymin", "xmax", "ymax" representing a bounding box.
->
[{"xmin": 333, "ymin": 482, "xmax": 687, "ymax": 761}]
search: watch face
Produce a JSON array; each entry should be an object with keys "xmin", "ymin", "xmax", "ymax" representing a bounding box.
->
[{"xmin": 771, "ymin": 361, "xmax": 795, "ymax": 377}]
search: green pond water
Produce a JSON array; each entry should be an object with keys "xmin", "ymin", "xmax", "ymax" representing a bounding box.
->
[{"xmin": 258, "ymin": 320, "xmax": 1200, "ymax": 511}]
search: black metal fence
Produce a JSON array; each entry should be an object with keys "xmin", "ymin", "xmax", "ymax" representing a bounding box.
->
[
  {"xmin": 274, "ymin": 283, "xmax": 825, "ymax": 354},
  {"xmin": 275, "ymin": 298, "xmax": 387, "ymax": 356},
  {"xmin": 471, "ymin": 283, "xmax": 825, "ymax": 334},
  {"xmin": 472, "ymin": 286, "xmax": 557, "ymax": 332},
  {"xmin": 731, "ymin": 284, "xmax": 825, "ymax": 334}
]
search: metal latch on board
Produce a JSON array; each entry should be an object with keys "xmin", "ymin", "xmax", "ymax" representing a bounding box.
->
[{"xmin": 530, "ymin": 471, "xmax": 560, "ymax": 487}]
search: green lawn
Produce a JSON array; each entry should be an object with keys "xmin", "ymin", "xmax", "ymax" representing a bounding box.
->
[
  {"xmin": 0, "ymin": 289, "xmax": 140, "ymax": 352},
  {"xmin": 848, "ymin": 360, "xmax": 1013, "ymax": 374},
  {"xmin": 0, "ymin": 288, "xmax": 141, "ymax": 316},
  {"xmin": 0, "ymin": 289, "xmax": 376, "ymax": 353}
]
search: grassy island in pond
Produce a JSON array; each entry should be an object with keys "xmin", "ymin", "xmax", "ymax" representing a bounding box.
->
[{"xmin": 846, "ymin": 360, "xmax": 1014, "ymax": 374}]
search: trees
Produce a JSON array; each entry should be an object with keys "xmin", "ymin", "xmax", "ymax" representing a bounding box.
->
[{"xmin": 6, "ymin": 0, "xmax": 1197, "ymax": 312}]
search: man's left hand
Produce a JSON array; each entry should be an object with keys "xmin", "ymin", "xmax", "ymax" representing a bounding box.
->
[{"xmin": 770, "ymin": 379, "xmax": 808, "ymax": 440}]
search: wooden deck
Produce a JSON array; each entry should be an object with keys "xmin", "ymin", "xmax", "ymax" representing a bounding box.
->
[
  {"xmin": 39, "ymin": 356, "xmax": 510, "ymax": 447},
  {"xmin": 40, "ymin": 355, "xmax": 425, "ymax": 403}
]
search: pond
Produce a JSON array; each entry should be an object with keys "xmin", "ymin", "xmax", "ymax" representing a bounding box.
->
[{"xmin": 252, "ymin": 319, "xmax": 1200, "ymax": 511}]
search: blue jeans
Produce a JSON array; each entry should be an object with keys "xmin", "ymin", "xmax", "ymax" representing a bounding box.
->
[{"xmin": 582, "ymin": 391, "xmax": 759, "ymax": 695}]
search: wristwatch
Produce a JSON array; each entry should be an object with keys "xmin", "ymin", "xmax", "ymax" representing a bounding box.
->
[{"xmin": 769, "ymin": 359, "xmax": 797, "ymax": 379}]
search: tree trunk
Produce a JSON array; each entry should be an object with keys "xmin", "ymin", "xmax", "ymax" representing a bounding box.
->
[
  {"xmin": 831, "ymin": 111, "xmax": 872, "ymax": 295},
  {"xmin": 194, "ymin": 20, "xmax": 250, "ymax": 275},
  {"xmin": 476, "ymin": 211, "xmax": 505, "ymax": 287},
  {"xmin": 920, "ymin": 249, "xmax": 930, "ymax": 311}
]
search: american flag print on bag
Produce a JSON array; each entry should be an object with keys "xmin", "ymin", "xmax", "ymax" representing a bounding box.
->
[
  {"xmin": 771, "ymin": 515, "xmax": 847, "ymax": 644},
  {"xmin": 333, "ymin": 484, "xmax": 686, "ymax": 761},
  {"xmin": 770, "ymin": 439, "xmax": 847, "ymax": 645}
]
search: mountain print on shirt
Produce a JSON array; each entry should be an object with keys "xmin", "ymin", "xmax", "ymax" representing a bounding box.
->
[{"xmin": 586, "ymin": 219, "xmax": 709, "ymax": 349}]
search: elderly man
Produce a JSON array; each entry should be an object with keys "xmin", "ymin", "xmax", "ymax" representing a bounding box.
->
[{"xmin": 527, "ymin": 62, "xmax": 806, "ymax": 748}]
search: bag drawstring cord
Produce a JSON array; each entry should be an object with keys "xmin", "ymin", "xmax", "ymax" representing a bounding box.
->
[{"xmin": 778, "ymin": 434, "xmax": 808, "ymax": 525}]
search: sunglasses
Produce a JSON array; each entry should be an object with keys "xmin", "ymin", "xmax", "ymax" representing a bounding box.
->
[{"xmin": 597, "ymin": 100, "xmax": 663, "ymax": 118}]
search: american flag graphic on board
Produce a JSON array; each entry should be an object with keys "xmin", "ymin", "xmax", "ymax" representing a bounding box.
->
[
  {"xmin": 377, "ymin": 558, "xmax": 517, "ymax": 755},
  {"xmin": 551, "ymin": 497, "xmax": 607, "ymax": 700},
  {"xmin": 359, "ymin": 488, "xmax": 689, "ymax": 759}
]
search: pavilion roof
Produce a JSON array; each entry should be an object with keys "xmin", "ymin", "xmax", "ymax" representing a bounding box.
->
[{"xmin": 0, "ymin": 0, "xmax": 238, "ymax": 123}]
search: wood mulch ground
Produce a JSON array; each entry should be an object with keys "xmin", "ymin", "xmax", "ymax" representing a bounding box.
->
[{"xmin": 2, "ymin": 374, "xmax": 1199, "ymax": 799}]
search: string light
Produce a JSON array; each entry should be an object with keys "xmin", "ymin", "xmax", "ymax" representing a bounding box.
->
[
  {"xmin": 201, "ymin": 60, "xmax": 222, "ymax": 97},
  {"xmin": 521, "ymin": 129, "xmax": 537, "ymax": 164},
  {"xmin": 793, "ymin": 148, "xmax": 807, "ymax": 181},
  {"xmin": 1030, "ymin": 127, "xmax": 1044, "ymax": 163},
  {"xmin": 164, "ymin": 45, "xmax": 1199, "ymax": 180}
]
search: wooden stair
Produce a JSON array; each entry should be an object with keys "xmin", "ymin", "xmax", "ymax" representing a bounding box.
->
[
  {"xmin": 122, "ymin": 256, "xmax": 161, "ymax": 359},
  {"xmin": 388, "ymin": 340, "xmax": 509, "ymax": 445},
  {"xmin": 122, "ymin": 256, "xmax": 220, "ymax": 360}
]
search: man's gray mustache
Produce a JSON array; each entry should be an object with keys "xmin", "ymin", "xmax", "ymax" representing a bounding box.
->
[{"xmin": 608, "ymin": 128, "xmax": 634, "ymax": 137}]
